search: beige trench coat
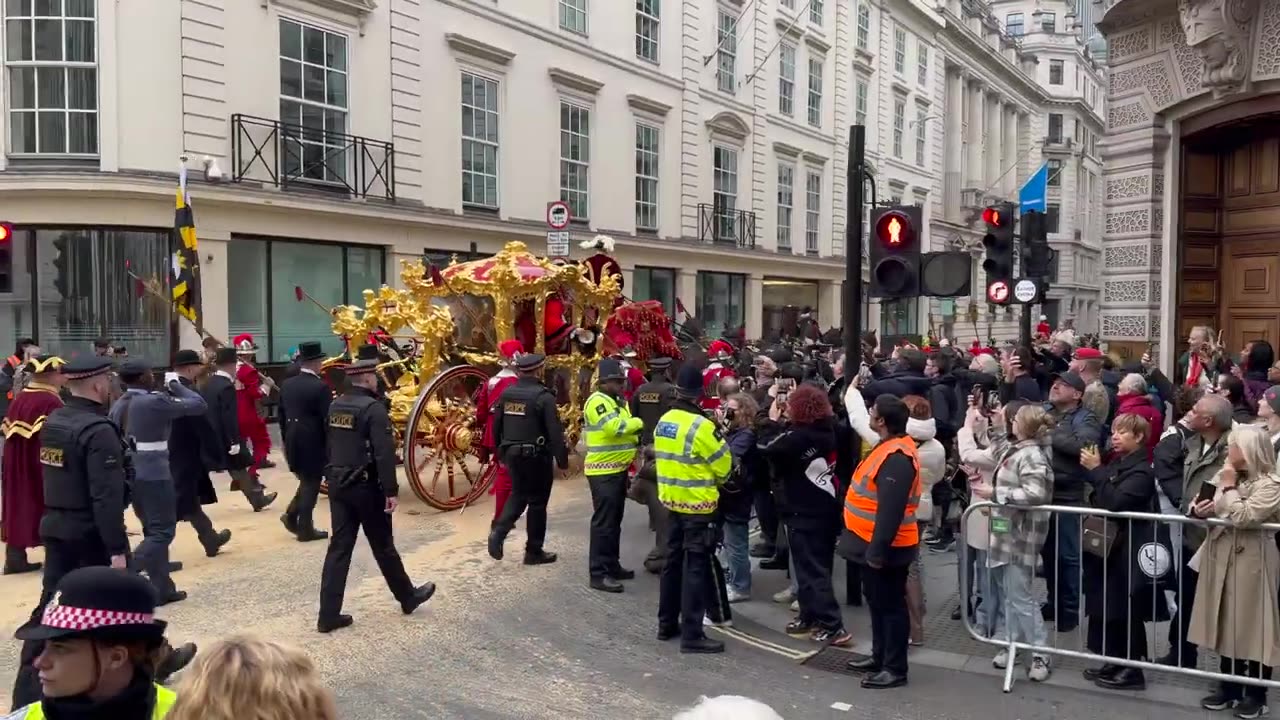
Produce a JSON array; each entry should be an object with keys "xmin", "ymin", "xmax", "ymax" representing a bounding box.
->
[{"xmin": 1188, "ymin": 472, "xmax": 1280, "ymax": 666}]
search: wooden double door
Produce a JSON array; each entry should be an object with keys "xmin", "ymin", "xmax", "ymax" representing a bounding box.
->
[{"xmin": 1180, "ymin": 123, "xmax": 1280, "ymax": 353}]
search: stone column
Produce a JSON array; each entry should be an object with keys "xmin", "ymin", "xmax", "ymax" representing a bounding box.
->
[
  {"xmin": 1003, "ymin": 105, "xmax": 1019, "ymax": 198},
  {"xmin": 944, "ymin": 68, "xmax": 964, "ymax": 218},
  {"xmin": 985, "ymin": 96, "xmax": 1001, "ymax": 190},
  {"xmin": 966, "ymin": 81, "xmax": 984, "ymax": 187},
  {"xmin": 678, "ymin": 270, "xmax": 698, "ymax": 321},
  {"xmin": 818, "ymin": 279, "xmax": 842, "ymax": 330},
  {"xmin": 746, "ymin": 273, "xmax": 764, "ymax": 340}
]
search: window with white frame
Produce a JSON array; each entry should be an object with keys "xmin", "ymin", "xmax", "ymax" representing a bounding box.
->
[
  {"xmin": 559, "ymin": 102, "xmax": 590, "ymax": 219},
  {"xmin": 1047, "ymin": 158, "xmax": 1062, "ymax": 187},
  {"xmin": 893, "ymin": 27, "xmax": 906, "ymax": 74},
  {"xmin": 280, "ymin": 19, "xmax": 349, "ymax": 184},
  {"xmin": 809, "ymin": 0, "xmax": 823, "ymax": 26},
  {"xmin": 854, "ymin": 78, "xmax": 868, "ymax": 126},
  {"xmin": 856, "ymin": 4, "xmax": 870, "ymax": 50},
  {"xmin": 805, "ymin": 170, "xmax": 821, "ymax": 255},
  {"xmin": 5, "ymin": 0, "xmax": 97, "ymax": 156},
  {"xmin": 777, "ymin": 163, "xmax": 794, "ymax": 250},
  {"xmin": 892, "ymin": 99, "xmax": 905, "ymax": 158},
  {"xmin": 778, "ymin": 43, "xmax": 795, "ymax": 116},
  {"xmin": 712, "ymin": 145, "xmax": 738, "ymax": 240},
  {"xmin": 917, "ymin": 45, "xmax": 929, "ymax": 87},
  {"xmin": 914, "ymin": 107, "xmax": 927, "ymax": 166},
  {"xmin": 1048, "ymin": 112, "xmax": 1063, "ymax": 142},
  {"xmin": 635, "ymin": 0, "xmax": 659, "ymax": 63},
  {"xmin": 1049, "ymin": 59, "xmax": 1064, "ymax": 85},
  {"xmin": 559, "ymin": 0, "xmax": 588, "ymax": 34},
  {"xmin": 716, "ymin": 11, "xmax": 736, "ymax": 94},
  {"xmin": 461, "ymin": 73, "xmax": 499, "ymax": 209},
  {"xmin": 1040, "ymin": 11, "xmax": 1056, "ymax": 32},
  {"xmin": 806, "ymin": 58, "xmax": 823, "ymax": 128},
  {"xmin": 1005, "ymin": 12, "xmax": 1023, "ymax": 36},
  {"xmin": 635, "ymin": 123, "xmax": 660, "ymax": 230}
]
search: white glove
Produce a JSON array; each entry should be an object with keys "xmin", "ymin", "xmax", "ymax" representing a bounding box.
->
[
  {"xmin": 164, "ymin": 372, "xmax": 180, "ymax": 386},
  {"xmin": 228, "ymin": 444, "xmax": 241, "ymax": 455}
]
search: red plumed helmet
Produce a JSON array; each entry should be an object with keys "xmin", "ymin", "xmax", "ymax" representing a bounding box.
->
[
  {"xmin": 708, "ymin": 339, "xmax": 733, "ymax": 360},
  {"xmin": 232, "ymin": 333, "xmax": 257, "ymax": 354},
  {"xmin": 498, "ymin": 339, "xmax": 524, "ymax": 361}
]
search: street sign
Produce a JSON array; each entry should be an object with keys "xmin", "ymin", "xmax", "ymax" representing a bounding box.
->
[
  {"xmin": 1013, "ymin": 278, "xmax": 1039, "ymax": 303},
  {"xmin": 986, "ymin": 279, "xmax": 1010, "ymax": 304},
  {"xmin": 546, "ymin": 230, "xmax": 570, "ymax": 257},
  {"xmin": 546, "ymin": 201, "xmax": 571, "ymax": 230}
]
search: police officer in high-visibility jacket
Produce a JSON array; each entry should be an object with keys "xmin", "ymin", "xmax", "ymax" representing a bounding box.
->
[
  {"xmin": 582, "ymin": 359, "xmax": 643, "ymax": 593},
  {"xmin": 837, "ymin": 394, "xmax": 920, "ymax": 690},
  {"xmin": 654, "ymin": 365, "xmax": 733, "ymax": 654}
]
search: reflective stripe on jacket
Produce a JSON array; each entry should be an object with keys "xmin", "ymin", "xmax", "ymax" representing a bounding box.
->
[
  {"xmin": 653, "ymin": 408, "xmax": 732, "ymax": 514},
  {"xmin": 582, "ymin": 390, "xmax": 642, "ymax": 475},
  {"xmin": 11, "ymin": 684, "xmax": 176, "ymax": 719},
  {"xmin": 843, "ymin": 436, "xmax": 921, "ymax": 547}
]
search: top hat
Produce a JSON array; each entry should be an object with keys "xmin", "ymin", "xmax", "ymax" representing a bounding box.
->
[
  {"xmin": 173, "ymin": 349, "xmax": 203, "ymax": 368},
  {"xmin": 214, "ymin": 347, "xmax": 238, "ymax": 365},
  {"xmin": 297, "ymin": 341, "xmax": 326, "ymax": 362},
  {"xmin": 15, "ymin": 567, "xmax": 166, "ymax": 644},
  {"xmin": 356, "ymin": 344, "xmax": 380, "ymax": 361}
]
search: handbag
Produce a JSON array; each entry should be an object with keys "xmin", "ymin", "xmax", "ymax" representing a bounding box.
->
[{"xmin": 1082, "ymin": 514, "xmax": 1117, "ymax": 558}]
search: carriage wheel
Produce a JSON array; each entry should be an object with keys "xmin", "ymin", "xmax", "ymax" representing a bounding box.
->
[{"xmin": 402, "ymin": 365, "xmax": 497, "ymax": 511}]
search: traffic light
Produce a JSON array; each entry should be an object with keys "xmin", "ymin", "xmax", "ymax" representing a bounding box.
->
[
  {"xmin": 1021, "ymin": 210, "xmax": 1055, "ymax": 278},
  {"xmin": 981, "ymin": 203, "xmax": 1016, "ymax": 305},
  {"xmin": 0, "ymin": 223, "xmax": 12, "ymax": 293},
  {"xmin": 869, "ymin": 204, "xmax": 922, "ymax": 298}
]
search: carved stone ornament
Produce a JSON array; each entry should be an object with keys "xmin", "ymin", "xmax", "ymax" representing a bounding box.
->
[{"xmin": 1177, "ymin": 0, "xmax": 1260, "ymax": 98}]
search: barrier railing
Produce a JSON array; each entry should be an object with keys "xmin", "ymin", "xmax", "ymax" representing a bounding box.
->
[{"xmin": 958, "ymin": 501, "xmax": 1280, "ymax": 695}]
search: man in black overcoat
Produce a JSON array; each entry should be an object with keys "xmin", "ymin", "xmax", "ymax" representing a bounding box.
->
[
  {"xmin": 169, "ymin": 349, "xmax": 232, "ymax": 557},
  {"xmin": 201, "ymin": 347, "xmax": 276, "ymax": 511},
  {"xmin": 278, "ymin": 341, "xmax": 332, "ymax": 541}
]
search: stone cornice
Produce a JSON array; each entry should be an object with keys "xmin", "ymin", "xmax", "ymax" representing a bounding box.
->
[
  {"xmin": 264, "ymin": 0, "xmax": 376, "ymax": 33},
  {"xmin": 444, "ymin": 33, "xmax": 515, "ymax": 66},
  {"xmin": 772, "ymin": 141, "xmax": 803, "ymax": 158},
  {"xmin": 626, "ymin": 94, "xmax": 671, "ymax": 116},
  {"xmin": 548, "ymin": 67, "xmax": 604, "ymax": 96}
]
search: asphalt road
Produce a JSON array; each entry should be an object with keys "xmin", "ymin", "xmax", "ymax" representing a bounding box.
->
[{"xmin": 0, "ymin": 455, "xmax": 1221, "ymax": 719}]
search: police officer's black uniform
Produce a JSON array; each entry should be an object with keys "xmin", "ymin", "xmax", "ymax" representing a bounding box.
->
[
  {"xmin": 317, "ymin": 359, "xmax": 435, "ymax": 633},
  {"xmin": 628, "ymin": 356, "xmax": 676, "ymax": 573},
  {"xmin": 11, "ymin": 356, "xmax": 132, "ymax": 708},
  {"xmin": 487, "ymin": 353, "xmax": 568, "ymax": 564}
]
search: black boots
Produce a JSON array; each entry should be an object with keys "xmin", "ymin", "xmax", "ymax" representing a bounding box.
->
[{"xmin": 3, "ymin": 545, "xmax": 40, "ymax": 575}]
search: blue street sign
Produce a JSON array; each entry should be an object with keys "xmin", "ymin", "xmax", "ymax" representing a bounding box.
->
[{"xmin": 1019, "ymin": 163, "xmax": 1048, "ymax": 213}]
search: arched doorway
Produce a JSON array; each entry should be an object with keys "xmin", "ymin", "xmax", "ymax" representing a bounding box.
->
[{"xmin": 1178, "ymin": 98, "xmax": 1280, "ymax": 353}]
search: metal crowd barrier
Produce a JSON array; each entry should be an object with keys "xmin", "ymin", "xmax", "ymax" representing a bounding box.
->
[{"xmin": 957, "ymin": 501, "xmax": 1280, "ymax": 693}]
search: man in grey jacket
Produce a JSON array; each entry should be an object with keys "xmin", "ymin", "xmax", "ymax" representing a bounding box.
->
[{"xmin": 109, "ymin": 358, "xmax": 208, "ymax": 605}]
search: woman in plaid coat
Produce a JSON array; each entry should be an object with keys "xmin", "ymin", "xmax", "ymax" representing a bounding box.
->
[{"xmin": 976, "ymin": 404, "xmax": 1056, "ymax": 682}]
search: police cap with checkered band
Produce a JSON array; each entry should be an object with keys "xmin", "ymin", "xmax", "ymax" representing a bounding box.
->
[{"xmin": 15, "ymin": 567, "xmax": 166, "ymax": 644}]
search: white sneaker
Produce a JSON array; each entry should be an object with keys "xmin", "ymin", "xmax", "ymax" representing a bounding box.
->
[
  {"xmin": 772, "ymin": 588, "xmax": 796, "ymax": 603},
  {"xmin": 992, "ymin": 649, "xmax": 1009, "ymax": 669},
  {"xmin": 727, "ymin": 589, "xmax": 750, "ymax": 603},
  {"xmin": 702, "ymin": 615, "xmax": 733, "ymax": 628},
  {"xmin": 1027, "ymin": 655, "xmax": 1051, "ymax": 682},
  {"xmin": 789, "ymin": 599, "xmax": 800, "ymax": 612}
]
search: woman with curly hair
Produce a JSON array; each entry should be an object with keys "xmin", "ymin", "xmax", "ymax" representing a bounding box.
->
[
  {"xmin": 168, "ymin": 635, "xmax": 338, "ymax": 720},
  {"xmin": 757, "ymin": 383, "xmax": 849, "ymax": 646}
]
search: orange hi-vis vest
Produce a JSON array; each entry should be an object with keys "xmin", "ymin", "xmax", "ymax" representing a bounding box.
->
[{"xmin": 843, "ymin": 436, "xmax": 922, "ymax": 547}]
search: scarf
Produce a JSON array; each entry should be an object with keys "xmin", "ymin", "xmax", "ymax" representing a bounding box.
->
[
  {"xmin": 1186, "ymin": 353, "xmax": 1205, "ymax": 388},
  {"xmin": 43, "ymin": 671, "xmax": 155, "ymax": 720}
]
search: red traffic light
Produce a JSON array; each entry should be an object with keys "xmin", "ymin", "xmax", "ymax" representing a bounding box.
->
[
  {"xmin": 987, "ymin": 279, "xmax": 1010, "ymax": 304},
  {"xmin": 0, "ymin": 224, "xmax": 11, "ymax": 243},
  {"xmin": 981, "ymin": 207, "xmax": 1006, "ymax": 227},
  {"xmin": 875, "ymin": 211, "xmax": 914, "ymax": 249}
]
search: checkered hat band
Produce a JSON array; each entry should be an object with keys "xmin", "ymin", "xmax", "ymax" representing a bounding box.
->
[{"xmin": 42, "ymin": 604, "xmax": 155, "ymax": 630}]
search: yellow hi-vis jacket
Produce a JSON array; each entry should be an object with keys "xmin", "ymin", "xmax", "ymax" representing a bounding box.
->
[
  {"xmin": 12, "ymin": 684, "xmax": 176, "ymax": 719},
  {"xmin": 583, "ymin": 390, "xmax": 643, "ymax": 476},
  {"xmin": 653, "ymin": 407, "xmax": 732, "ymax": 514}
]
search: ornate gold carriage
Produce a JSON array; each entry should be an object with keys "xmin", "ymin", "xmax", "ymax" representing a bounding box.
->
[{"xmin": 328, "ymin": 241, "xmax": 622, "ymax": 510}]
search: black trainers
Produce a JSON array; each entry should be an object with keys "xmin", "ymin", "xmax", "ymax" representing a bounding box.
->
[
  {"xmin": 1234, "ymin": 698, "xmax": 1268, "ymax": 719},
  {"xmin": 785, "ymin": 619, "xmax": 815, "ymax": 636},
  {"xmin": 590, "ymin": 577, "xmax": 624, "ymax": 593},
  {"xmin": 680, "ymin": 637, "xmax": 725, "ymax": 654},
  {"xmin": 1201, "ymin": 692, "xmax": 1238, "ymax": 711}
]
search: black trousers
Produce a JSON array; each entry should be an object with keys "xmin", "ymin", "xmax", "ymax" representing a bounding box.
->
[
  {"xmin": 1165, "ymin": 561, "xmax": 1200, "ymax": 663},
  {"xmin": 791, "ymin": 525, "xmax": 842, "ymax": 631},
  {"xmin": 229, "ymin": 467, "xmax": 269, "ymax": 506},
  {"xmin": 11, "ymin": 535, "xmax": 109, "ymax": 709},
  {"xmin": 182, "ymin": 507, "xmax": 222, "ymax": 554},
  {"xmin": 287, "ymin": 471, "xmax": 324, "ymax": 532},
  {"xmin": 318, "ymin": 484, "xmax": 415, "ymax": 622},
  {"xmin": 658, "ymin": 512, "xmax": 722, "ymax": 642},
  {"xmin": 753, "ymin": 486, "xmax": 779, "ymax": 547},
  {"xmin": 1219, "ymin": 657, "xmax": 1273, "ymax": 702},
  {"xmin": 493, "ymin": 457, "xmax": 554, "ymax": 554},
  {"xmin": 587, "ymin": 472, "xmax": 627, "ymax": 579},
  {"xmin": 1087, "ymin": 615, "xmax": 1147, "ymax": 661},
  {"xmin": 862, "ymin": 562, "xmax": 911, "ymax": 676}
]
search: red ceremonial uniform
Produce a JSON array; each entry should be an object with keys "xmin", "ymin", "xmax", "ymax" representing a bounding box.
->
[
  {"xmin": 623, "ymin": 363, "xmax": 645, "ymax": 403},
  {"xmin": 0, "ymin": 382, "xmax": 63, "ymax": 549},
  {"xmin": 474, "ymin": 339, "xmax": 523, "ymax": 520},
  {"xmin": 235, "ymin": 359, "xmax": 272, "ymax": 471},
  {"xmin": 701, "ymin": 362, "xmax": 735, "ymax": 412}
]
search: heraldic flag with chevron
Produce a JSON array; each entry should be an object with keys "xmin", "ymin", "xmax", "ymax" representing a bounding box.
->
[{"xmin": 171, "ymin": 166, "xmax": 202, "ymax": 329}]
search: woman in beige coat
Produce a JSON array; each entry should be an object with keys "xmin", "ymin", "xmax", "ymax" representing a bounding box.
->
[{"xmin": 1189, "ymin": 423, "xmax": 1280, "ymax": 717}]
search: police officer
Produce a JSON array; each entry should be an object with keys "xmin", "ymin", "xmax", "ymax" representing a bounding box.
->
[
  {"xmin": 10, "ymin": 355, "xmax": 131, "ymax": 706},
  {"xmin": 110, "ymin": 358, "xmax": 208, "ymax": 605},
  {"xmin": 278, "ymin": 340, "xmax": 332, "ymax": 542},
  {"xmin": 628, "ymin": 356, "xmax": 675, "ymax": 574},
  {"xmin": 655, "ymin": 364, "xmax": 733, "ymax": 654},
  {"xmin": 487, "ymin": 352, "xmax": 568, "ymax": 565},
  {"xmin": 582, "ymin": 358, "xmax": 643, "ymax": 593},
  {"xmin": 317, "ymin": 358, "xmax": 435, "ymax": 633}
]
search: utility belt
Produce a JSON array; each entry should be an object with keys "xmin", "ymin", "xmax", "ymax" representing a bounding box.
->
[
  {"xmin": 324, "ymin": 464, "xmax": 370, "ymax": 492},
  {"xmin": 501, "ymin": 437, "xmax": 547, "ymax": 459}
]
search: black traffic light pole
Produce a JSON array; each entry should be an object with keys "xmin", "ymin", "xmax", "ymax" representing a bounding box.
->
[{"xmin": 843, "ymin": 125, "xmax": 866, "ymax": 381}]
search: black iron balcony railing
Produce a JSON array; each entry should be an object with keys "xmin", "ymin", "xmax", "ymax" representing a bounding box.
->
[
  {"xmin": 698, "ymin": 203, "xmax": 757, "ymax": 249},
  {"xmin": 230, "ymin": 114, "xmax": 395, "ymax": 201}
]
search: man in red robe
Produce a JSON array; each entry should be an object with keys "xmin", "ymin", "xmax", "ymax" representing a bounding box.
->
[
  {"xmin": 701, "ymin": 340, "xmax": 737, "ymax": 413},
  {"xmin": 1, "ymin": 355, "xmax": 64, "ymax": 574},
  {"xmin": 514, "ymin": 295, "xmax": 574, "ymax": 356},
  {"xmin": 233, "ymin": 333, "xmax": 274, "ymax": 478},
  {"xmin": 474, "ymin": 340, "xmax": 523, "ymax": 524}
]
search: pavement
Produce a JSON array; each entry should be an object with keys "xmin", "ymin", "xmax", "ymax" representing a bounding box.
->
[{"xmin": 0, "ymin": 432, "xmax": 1224, "ymax": 718}]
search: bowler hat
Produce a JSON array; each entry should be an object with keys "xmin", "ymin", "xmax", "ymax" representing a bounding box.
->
[
  {"xmin": 15, "ymin": 567, "xmax": 166, "ymax": 644},
  {"xmin": 173, "ymin": 349, "xmax": 202, "ymax": 368},
  {"xmin": 214, "ymin": 347, "xmax": 238, "ymax": 365},
  {"xmin": 597, "ymin": 358, "xmax": 625, "ymax": 382},
  {"xmin": 675, "ymin": 364, "xmax": 704, "ymax": 397},
  {"xmin": 514, "ymin": 352, "xmax": 546, "ymax": 373},
  {"xmin": 298, "ymin": 341, "xmax": 326, "ymax": 362}
]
